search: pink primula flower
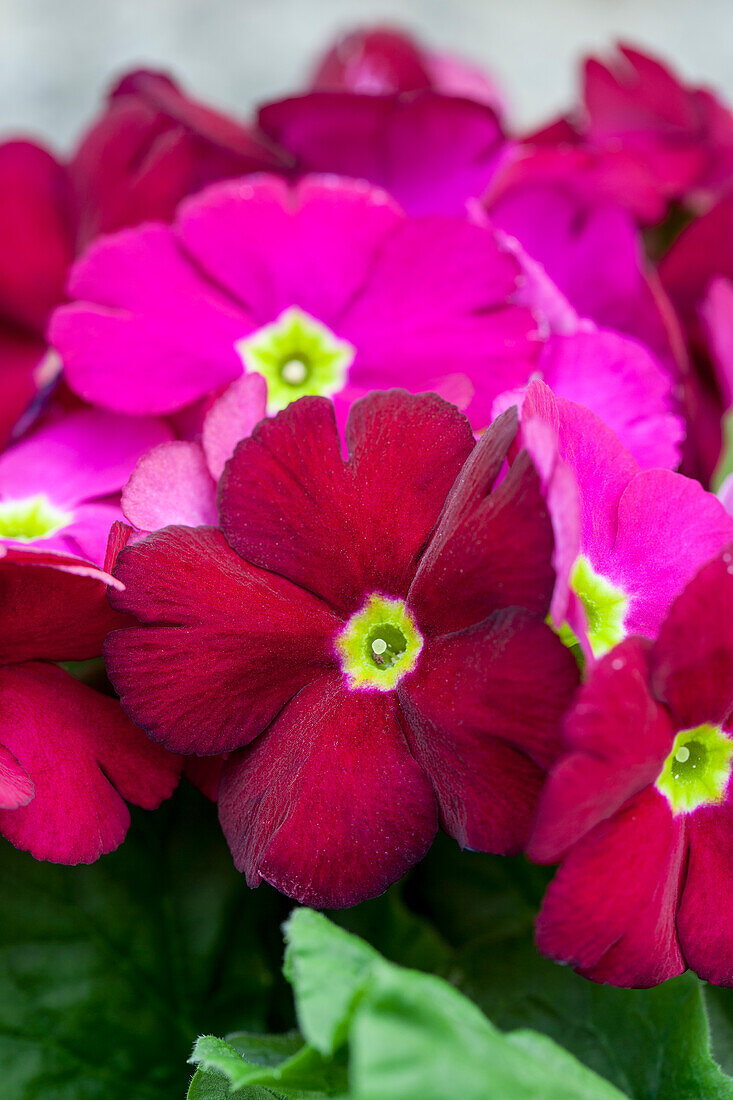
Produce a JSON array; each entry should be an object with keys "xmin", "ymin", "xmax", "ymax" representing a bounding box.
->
[
  {"xmin": 0, "ymin": 545, "xmax": 180, "ymax": 863},
  {"xmin": 529, "ymin": 546, "xmax": 733, "ymax": 987},
  {"xmin": 103, "ymin": 393, "xmax": 578, "ymax": 908},
  {"xmin": 0, "ymin": 407, "xmax": 171, "ymax": 564},
  {"xmin": 51, "ymin": 174, "xmax": 540, "ymax": 427},
  {"xmin": 514, "ymin": 381, "xmax": 733, "ymax": 660}
]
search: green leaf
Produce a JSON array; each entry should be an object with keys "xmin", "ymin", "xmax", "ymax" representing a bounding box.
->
[
  {"xmin": 348, "ymin": 960, "xmax": 625, "ymax": 1100},
  {"xmin": 0, "ymin": 786, "xmax": 291, "ymax": 1099},
  {"xmin": 283, "ymin": 909, "xmax": 379, "ymax": 1057},
  {"xmin": 282, "ymin": 909, "xmax": 626, "ymax": 1100},
  {"xmin": 455, "ymin": 933, "xmax": 733, "ymax": 1100},
  {"xmin": 188, "ymin": 1031, "xmax": 347, "ymax": 1098}
]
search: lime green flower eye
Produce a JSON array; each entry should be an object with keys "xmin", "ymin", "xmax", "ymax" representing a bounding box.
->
[
  {"xmin": 236, "ymin": 307, "xmax": 355, "ymax": 414},
  {"xmin": 336, "ymin": 594, "xmax": 423, "ymax": 691},
  {"xmin": 568, "ymin": 555, "xmax": 628, "ymax": 658},
  {"xmin": 656, "ymin": 724, "xmax": 733, "ymax": 814},
  {"xmin": 0, "ymin": 494, "xmax": 72, "ymax": 542}
]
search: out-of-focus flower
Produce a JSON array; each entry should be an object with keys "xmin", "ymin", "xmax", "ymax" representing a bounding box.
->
[
  {"xmin": 310, "ymin": 24, "xmax": 503, "ymax": 111},
  {"xmin": 103, "ymin": 393, "xmax": 578, "ymax": 908},
  {"xmin": 0, "ymin": 408, "xmax": 171, "ymax": 564},
  {"xmin": 71, "ymin": 69, "xmax": 291, "ymax": 246},
  {"xmin": 0, "ymin": 545, "xmax": 180, "ymax": 862},
  {"xmin": 51, "ymin": 175, "xmax": 540, "ymax": 427},
  {"xmin": 529, "ymin": 546, "xmax": 733, "ymax": 987},
  {"xmin": 514, "ymin": 381, "xmax": 733, "ymax": 660}
]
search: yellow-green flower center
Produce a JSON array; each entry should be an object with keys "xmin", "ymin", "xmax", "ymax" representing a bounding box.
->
[
  {"xmin": 0, "ymin": 494, "xmax": 71, "ymax": 542},
  {"xmin": 236, "ymin": 307, "xmax": 355, "ymax": 414},
  {"xmin": 563, "ymin": 555, "xmax": 628, "ymax": 659},
  {"xmin": 336, "ymin": 594, "xmax": 423, "ymax": 691},
  {"xmin": 655, "ymin": 723, "xmax": 733, "ymax": 814}
]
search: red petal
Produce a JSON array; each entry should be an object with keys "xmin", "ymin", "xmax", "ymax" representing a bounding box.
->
[
  {"xmin": 529, "ymin": 637, "xmax": 674, "ymax": 863},
  {"xmin": 677, "ymin": 799, "xmax": 733, "ymax": 983},
  {"xmin": 0, "ymin": 663, "xmax": 180, "ymax": 863},
  {"xmin": 219, "ymin": 391, "xmax": 475, "ymax": 615},
  {"xmin": 398, "ymin": 610, "xmax": 577, "ymax": 853},
  {"xmin": 536, "ymin": 788, "xmax": 686, "ymax": 987},
  {"xmin": 219, "ymin": 672, "xmax": 438, "ymax": 907},
  {"xmin": 106, "ymin": 525, "xmax": 341, "ymax": 754}
]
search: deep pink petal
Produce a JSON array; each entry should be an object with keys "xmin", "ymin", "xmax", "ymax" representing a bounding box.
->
[
  {"xmin": 408, "ymin": 434, "xmax": 555, "ymax": 634},
  {"xmin": 0, "ymin": 407, "xmax": 172, "ymax": 507},
  {"xmin": 0, "ymin": 326, "xmax": 44, "ymax": 447},
  {"xmin": 219, "ymin": 392, "xmax": 475, "ymax": 616},
  {"xmin": 218, "ymin": 672, "xmax": 438, "ymax": 907},
  {"xmin": 677, "ymin": 796, "xmax": 733, "ymax": 984},
  {"xmin": 604, "ymin": 470, "xmax": 733, "ymax": 640},
  {"xmin": 651, "ymin": 547, "xmax": 733, "ymax": 728},
  {"xmin": 105, "ymin": 525, "xmax": 341, "ymax": 754},
  {"xmin": 536, "ymin": 788, "xmax": 687, "ymax": 987},
  {"xmin": 701, "ymin": 276, "xmax": 733, "ymax": 408},
  {"xmin": 0, "ymin": 744, "xmax": 34, "ymax": 809},
  {"xmin": 529, "ymin": 637, "xmax": 674, "ymax": 863},
  {"xmin": 122, "ymin": 441, "xmax": 218, "ymax": 531},
  {"xmin": 0, "ymin": 663, "xmax": 180, "ymax": 863},
  {"xmin": 398, "ymin": 609, "xmax": 578, "ymax": 853},
  {"xmin": 201, "ymin": 373, "xmax": 268, "ymax": 481},
  {"xmin": 259, "ymin": 91, "xmax": 507, "ymax": 217},
  {"xmin": 541, "ymin": 329, "xmax": 683, "ymax": 471},
  {"xmin": 177, "ymin": 174, "xmax": 403, "ymax": 324},
  {"xmin": 51, "ymin": 223, "xmax": 250, "ymax": 415},
  {"xmin": 0, "ymin": 550, "xmax": 123, "ymax": 664}
]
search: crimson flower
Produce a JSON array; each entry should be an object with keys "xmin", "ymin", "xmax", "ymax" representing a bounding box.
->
[
  {"xmin": 104, "ymin": 392, "xmax": 578, "ymax": 908},
  {"xmin": 529, "ymin": 545, "xmax": 733, "ymax": 986}
]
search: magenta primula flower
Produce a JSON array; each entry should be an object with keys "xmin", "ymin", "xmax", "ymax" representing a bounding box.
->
[
  {"xmin": 51, "ymin": 174, "xmax": 539, "ymax": 427},
  {"xmin": 103, "ymin": 392, "xmax": 578, "ymax": 908},
  {"xmin": 0, "ymin": 545, "xmax": 180, "ymax": 863},
  {"xmin": 310, "ymin": 24, "xmax": 503, "ymax": 110},
  {"xmin": 514, "ymin": 381, "xmax": 733, "ymax": 660},
  {"xmin": 122, "ymin": 374, "xmax": 266, "ymax": 533},
  {"xmin": 529, "ymin": 546, "xmax": 733, "ymax": 987},
  {"xmin": 0, "ymin": 407, "xmax": 171, "ymax": 564}
]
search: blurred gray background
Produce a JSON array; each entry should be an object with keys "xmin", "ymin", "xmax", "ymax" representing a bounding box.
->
[{"xmin": 1, "ymin": 0, "xmax": 731, "ymax": 149}]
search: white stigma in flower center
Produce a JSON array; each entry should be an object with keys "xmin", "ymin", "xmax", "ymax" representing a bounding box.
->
[
  {"xmin": 675, "ymin": 746, "xmax": 691, "ymax": 764},
  {"xmin": 371, "ymin": 638, "xmax": 388, "ymax": 656},
  {"xmin": 281, "ymin": 359, "xmax": 308, "ymax": 385}
]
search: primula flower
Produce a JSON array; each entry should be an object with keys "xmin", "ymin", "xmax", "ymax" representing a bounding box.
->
[
  {"xmin": 71, "ymin": 69, "xmax": 291, "ymax": 246},
  {"xmin": 51, "ymin": 174, "xmax": 539, "ymax": 427},
  {"xmin": 0, "ymin": 545, "xmax": 180, "ymax": 862},
  {"xmin": 310, "ymin": 24, "xmax": 503, "ymax": 110},
  {"xmin": 514, "ymin": 381, "xmax": 733, "ymax": 660},
  {"xmin": 257, "ymin": 93, "xmax": 508, "ymax": 217},
  {"xmin": 122, "ymin": 374, "xmax": 266, "ymax": 533},
  {"xmin": 103, "ymin": 392, "xmax": 578, "ymax": 908},
  {"xmin": 581, "ymin": 44, "xmax": 733, "ymax": 208},
  {"xmin": 529, "ymin": 546, "xmax": 733, "ymax": 987},
  {"xmin": 0, "ymin": 407, "xmax": 171, "ymax": 564}
]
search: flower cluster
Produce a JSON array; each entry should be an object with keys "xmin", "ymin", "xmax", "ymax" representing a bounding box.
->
[{"xmin": 7, "ymin": 25, "xmax": 733, "ymax": 988}]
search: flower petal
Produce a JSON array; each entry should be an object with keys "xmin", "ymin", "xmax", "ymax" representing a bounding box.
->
[
  {"xmin": 218, "ymin": 671, "xmax": 438, "ymax": 907},
  {"xmin": 651, "ymin": 546, "xmax": 733, "ymax": 728},
  {"xmin": 0, "ymin": 744, "xmax": 34, "ymax": 809},
  {"xmin": 122, "ymin": 440, "xmax": 218, "ymax": 531},
  {"xmin": 408, "ymin": 415, "xmax": 555, "ymax": 634},
  {"xmin": 536, "ymin": 788, "xmax": 686, "ymax": 987},
  {"xmin": 398, "ymin": 609, "xmax": 578, "ymax": 853},
  {"xmin": 219, "ymin": 391, "xmax": 475, "ymax": 615},
  {"xmin": 105, "ymin": 525, "xmax": 342, "ymax": 753},
  {"xmin": 201, "ymin": 373, "xmax": 268, "ymax": 481},
  {"xmin": 0, "ymin": 663, "xmax": 180, "ymax": 863},
  {"xmin": 529, "ymin": 637, "xmax": 674, "ymax": 863},
  {"xmin": 677, "ymin": 798, "xmax": 733, "ymax": 983}
]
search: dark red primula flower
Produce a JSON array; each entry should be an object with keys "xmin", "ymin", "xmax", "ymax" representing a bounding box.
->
[{"xmin": 104, "ymin": 391, "xmax": 578, "ymax": 908}]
